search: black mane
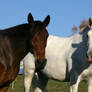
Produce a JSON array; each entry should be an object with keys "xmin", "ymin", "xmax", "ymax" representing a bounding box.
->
[{"xmin": 0, "ymin": 24, "xmax": 29, "ymax": 37}]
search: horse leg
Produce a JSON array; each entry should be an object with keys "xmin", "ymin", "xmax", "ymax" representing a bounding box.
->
[
  {"xmin": 70, "ymin": 83, "xmax": 79, "ymax": 92},
  {"xmin": 31, "ymin": 71, "xmax": 48, "ymax": 92},
  {"xmin": 23, "ymin": 63, "xmax": 35, "ymax": 92},
  {"xmin": 23, "ymin": 53, "xmax": 35, "ymax": 92},
  {"xmin": 70, "ymin": 73, "xmax": 80, "ymax": 92},
  {"xmin": 87, "ymin": 78, "xmax": 92, "ymax": 92},
  {"xmin": 24, "ymin": 68, "xmax": 35, "ymax": 92},
  {"xmin": 0, "ymin": 86, "xmax": 9, "ymax": 92}
]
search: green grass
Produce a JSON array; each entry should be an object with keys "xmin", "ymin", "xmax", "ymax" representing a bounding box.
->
[
  {"xmin": 8, "ymin": 75, "xmax": 88, "ymax": 92},
  {"xmin": 47, "ymin": 80, "xmax": 87, "ymax": 92},
  {"xmin": 8, "ymin": 75, "xmax": 24, "ymax": 92}
]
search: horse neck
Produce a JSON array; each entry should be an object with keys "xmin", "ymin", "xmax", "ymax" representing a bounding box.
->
[
  {"xmin": 10, "ymin": 36, "xmax": 27, "ymax": 63},
  {"xmin": 71, "ymin": 32, "xmax": 83, "ymax": 43},
  {"xmin": 0, "ymin": 24, "xmax": 29, "ymax": 66}
]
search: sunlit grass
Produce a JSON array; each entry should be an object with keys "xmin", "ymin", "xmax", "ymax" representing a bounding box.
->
[{"xmin": 8, "ymin": 75, "xmax": 87, "ymax": 92}]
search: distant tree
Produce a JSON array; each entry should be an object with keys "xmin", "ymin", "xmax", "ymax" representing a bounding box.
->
[
  {"xmin": 72, "ymin": 19, "xmax": 88, "ymax": 34},
  {"xmin": 72, "ymin": 24, "xmax": 78, "ymax": 31},
  {"xmin": 79, "ymin": 19, "xmax": 88, "ymax": 30},
  {"xmin": 72, "ymin": 24, "xmax": 78, "ymax": 35}
]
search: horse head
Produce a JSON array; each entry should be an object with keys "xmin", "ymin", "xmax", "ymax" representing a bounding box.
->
[
  {"xmin": 86, "ymin": 18, "xmax": 92, "ymax": 63},
  {"xmin": 27, "ymin": 13, "xmax": 50, "ymax": 70}
]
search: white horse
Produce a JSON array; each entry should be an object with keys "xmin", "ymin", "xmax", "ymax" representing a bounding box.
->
[{"xmin": 23, "ymin": 18, "xmax": 92, "ymax": 92}]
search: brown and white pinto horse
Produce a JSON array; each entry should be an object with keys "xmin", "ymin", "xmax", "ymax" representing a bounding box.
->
[{"xmin": 0, "ymin": 13, "xmax": 50, "ymax": 92}]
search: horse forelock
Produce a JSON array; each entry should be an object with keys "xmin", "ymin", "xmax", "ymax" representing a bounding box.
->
[{"xmin": 33, "ymin": 21, "xmax": 43, "ymax": 32}]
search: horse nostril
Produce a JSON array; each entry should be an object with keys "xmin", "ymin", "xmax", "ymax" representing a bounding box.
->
[
  {"xmin": 44, "ymin": 59, "xmax": 47, "ymax": 62},
  {"xmin": 86, "ymin": 53, "xmax": 92, "ymax": 63},
  {"xmin": 36, "ymin": 59, "xmax": 40, "ymax": 64},
  {"xmin": 35, "ymin": 58, "xmax": 47, "ymax": 71},
  {"xmin": 36, "ymin": 58, "xmax": 47, "ymax": 63}
]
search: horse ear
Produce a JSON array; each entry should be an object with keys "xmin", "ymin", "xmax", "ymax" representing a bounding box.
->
[
  {"xmin": 28, "ymin": 13, "xmax": 34, "ymax": 24},
  {"xmin": 43, "ymin": 15, "xmax": 50, "ymax": 27},
  {"xmin": 88, "ymin": 18, "xmax": 92, "ymax": 27}
]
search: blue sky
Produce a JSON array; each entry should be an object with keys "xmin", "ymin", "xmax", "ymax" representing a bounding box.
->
[{"xmin": 0, "ymin": 0, "xmax": 92, "ymax": 37}]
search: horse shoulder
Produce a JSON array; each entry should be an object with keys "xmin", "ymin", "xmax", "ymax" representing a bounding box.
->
[{"xmin": 0, "ymin": 36, "xmax": 13, "ymax": 71}]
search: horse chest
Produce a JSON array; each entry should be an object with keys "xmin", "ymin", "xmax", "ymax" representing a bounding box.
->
[{"xmin": 0, "ymin": 64, "xmax": 14, "ymax": 86}]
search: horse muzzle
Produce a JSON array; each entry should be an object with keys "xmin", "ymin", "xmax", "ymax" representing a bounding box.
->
[
  {"xmin": 35, "ymin": 58, "xmax": 47, "ymax": 71},
  {"xmin": 86, "ymin": 53, "xmax": 92, "ymax": 63}
]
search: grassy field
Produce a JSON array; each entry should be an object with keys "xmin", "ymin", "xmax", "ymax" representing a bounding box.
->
[{"xmin": 8, "ymin": 75, "xmax": 88, "ymax": 92}]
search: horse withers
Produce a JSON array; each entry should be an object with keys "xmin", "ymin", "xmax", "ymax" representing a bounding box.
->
[
  {"xmin": 0, "ymin": 13, "xmax": 50, "ymax": 92},
  {"xmin": 24, "ymin": 18, "xmax": 92, "ymax": 92}
]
